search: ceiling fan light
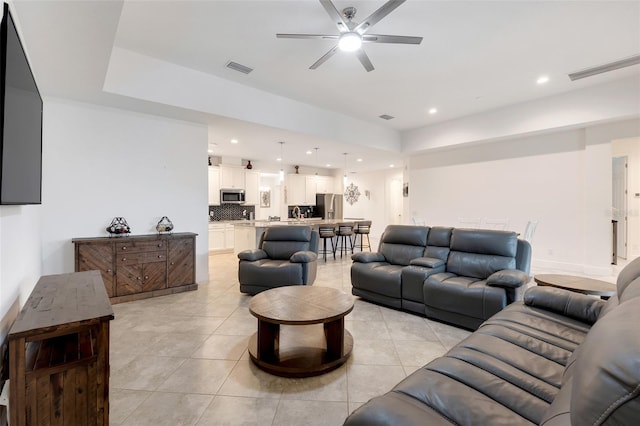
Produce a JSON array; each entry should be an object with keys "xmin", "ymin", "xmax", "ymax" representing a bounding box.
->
[{"xmin": 338, "ymin": 32, "xmax": 362, "ymax": 52}]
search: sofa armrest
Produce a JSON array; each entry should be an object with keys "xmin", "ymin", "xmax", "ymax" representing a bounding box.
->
[
  {"xmin": 290, "ymin": 251, "xmax": 318, "ymax": 263},
  {"xmin": 352, "ymin": 252, "xmax": 386, "ymax": 263},
  {"xmin": 410, "ymin": 257, "xmax": 445, "ymax": 268},
  {"xmin": 486, "ymin": 269, "xmax": 530, "ymax": 289},
  {"xmin": 238, "ymin": 249, "xmax": 268, "ymax": 261},
  {"xmin": 524, "ymin": 286, "xmax": 605, "ymax": 325}
]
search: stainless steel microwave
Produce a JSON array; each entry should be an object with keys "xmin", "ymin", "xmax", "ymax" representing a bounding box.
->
[{"xmin": 220, "ymin": 189, "xmax": 245, "ymax": 204}]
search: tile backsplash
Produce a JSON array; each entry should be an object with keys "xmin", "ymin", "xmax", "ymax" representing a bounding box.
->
[{"xmin": 209, "ymin": 204, "xmax": 255, "ymax": 221}]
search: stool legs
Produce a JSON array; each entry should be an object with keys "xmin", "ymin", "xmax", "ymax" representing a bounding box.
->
[
  {"xmin": 320, "ymin": 236, "xmax": 336, "ymax": 261},
  {"xmin": 337, "ymin": 234, "xmax": 353, "ymax": 257}
]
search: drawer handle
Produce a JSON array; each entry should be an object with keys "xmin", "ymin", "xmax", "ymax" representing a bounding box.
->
[
  {"xmin": 170, "ymin": 262, "xmax": 175, "ymax": 265},
  {"xmin": 106, "ymin": 269, "xmax": 112, "ymax": 273},
  {"xmin": 144, "ymin": 275, "xmax": 149, "ymax": 280},
  {"xmin": 122, "ymin": 246, "xmax": 127, "ymax": 250},
  {"xmin": 122, "ymin": 257, "xmax": 127, "ymax": 261},
  {"xmin": 158, "ymin": 243, "xmax": 162, "ymax": 247},
  {"xmin": 136, "ymin": 276, "xmax": 141, "ymax": 280},
  {"xmin": 157, "ymin": 255, "xmax": 163, "ymax": 259}
]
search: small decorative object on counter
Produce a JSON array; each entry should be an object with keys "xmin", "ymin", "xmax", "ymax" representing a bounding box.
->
[
  {"xmin": 294, "ymin": 165, "xmax": 299, "ymax": 174},
  {"xmin": 246, "ymin": 160, "xmax": 253, "ymax": 169},
  {"xmin": 106, "ymin": 217, "xmax": 130, "ymax": 236},
  {"xmin": 156, "ymin": 216, "xmax": 174, "ymax": 233}
]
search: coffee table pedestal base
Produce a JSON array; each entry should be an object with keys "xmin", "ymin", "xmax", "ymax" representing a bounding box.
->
[{"xmin": 248, "ymin": 322, "xmax": 353, "ymax": 378}]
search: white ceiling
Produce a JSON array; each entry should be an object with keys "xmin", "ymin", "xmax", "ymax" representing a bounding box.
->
[{"xmin": 10, "ymin": 0, "xmax": 640, "ymax": 172}]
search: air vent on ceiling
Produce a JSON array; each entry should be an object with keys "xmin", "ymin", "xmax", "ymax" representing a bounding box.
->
[
  {"xmin": 226, "ymin": 61, "xmax": 254, "ymax": 75},
  {"xmin": 568, "ymin": 54, "xmax": 640, "ymax": 81},
  {"xmin": 379, "ymin": 114, "xmax": 395, "ymax": 120}
]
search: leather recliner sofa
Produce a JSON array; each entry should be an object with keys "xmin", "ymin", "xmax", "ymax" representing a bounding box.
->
[
  {"xmin": 344, "ymin": 255, "xmax": 640, "ymax": 425},
  {"xmin": 351, "ymin": 225, "xmax": 531, "ymax": 329},
  {"xmin": 237, "ymin": 226, "xmax": 319, "ymax": 295}
]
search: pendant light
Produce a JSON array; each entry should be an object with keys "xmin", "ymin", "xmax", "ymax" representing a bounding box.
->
[{"xmin": 314, "ymin": 147, "xmax": 319, "ymax": 181}]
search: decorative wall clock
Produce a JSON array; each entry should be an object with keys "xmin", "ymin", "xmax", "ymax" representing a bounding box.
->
[{"xmin": 344, "ymin": 183, "xmax": 361, "ymax": 205}]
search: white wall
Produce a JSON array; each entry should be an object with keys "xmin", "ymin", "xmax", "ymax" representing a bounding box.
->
[
  {"xmin": 408, "ymin": 119, "xmax": 640, "ymax": 276},
  {"xmin": 40, "ymin": 99, "xmax": 209, "ymax": 284},
  {"xmin": 0, "ymin": 205, "xmax": 42, "ymax": 343},
  {"xmin": 343, "ymin": 169, "xmax": 403, "ymax": 242},
  {"xmin": 612, "ymin": 137, "xmax": 640, "ymax": 259}
]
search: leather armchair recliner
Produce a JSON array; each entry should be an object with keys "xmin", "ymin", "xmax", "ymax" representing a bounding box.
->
[{"xmin": 238, "ymin": 226, "xmax": 319, "ymax": 295}]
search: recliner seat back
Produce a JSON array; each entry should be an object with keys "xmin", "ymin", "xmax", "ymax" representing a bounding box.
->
[
  {"xmin": 446, "ymin": 229, "xmax": 518, "ymax": 279},
  {"xmin": 379, "ymin": 225, "xmax": 429, "ymax": 266},
  {"xmin": 260, "ymin": 226, "xmax": 317, "ymax": 260},
  {"xmin": 424, "ymin": 227, "xmax": 452, "ymax": 262}
]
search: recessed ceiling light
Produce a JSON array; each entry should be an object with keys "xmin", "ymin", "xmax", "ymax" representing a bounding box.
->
[
  {"xmin": 208, "ymin": 149, "xmax": 213, "ymax": 154},
  {"xmin": 276, "ymin": 157, "xmax": 282, "ymax": 162},
  {"xmin": 325, "ymin": 163, "xmax": 331, "ymax": 167},
  {"xmin": 356, "ymin": 158, "xmax": 363, "ymax": 162},
  {"xmin": 389, "ymin": 164, "xmax": 395, "ymax": 168},
  {"xmin": 536, "ymin": 75, "xmax": 549, "ymax": 85},
  {"xmin": 230, "ymin": 139, "xmax": 238, "ymax": 144},
  {"xmin": 306, "ymin": 150, "xmax": 313, "ymax": 155},
  {"xmin": 428, "ymin": 108, "xmax": 437, "ymax": 114}
]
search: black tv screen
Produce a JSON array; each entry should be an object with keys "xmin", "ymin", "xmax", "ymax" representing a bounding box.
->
[{"xmin": 0, "ymin": 3, "xmax": 43, "ymax": 205}]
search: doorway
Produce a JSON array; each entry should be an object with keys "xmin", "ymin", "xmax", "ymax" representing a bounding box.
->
[{"xmin": 612, "ymin": 156, "xmax": 628, "ymax": 260}]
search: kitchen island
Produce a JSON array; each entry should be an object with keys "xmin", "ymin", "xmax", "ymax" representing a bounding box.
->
[{"xmin": 233, "ymin": 219, "xmax": 352, "ymax": 254}]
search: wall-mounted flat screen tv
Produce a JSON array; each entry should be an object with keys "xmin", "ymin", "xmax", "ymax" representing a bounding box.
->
[{"xmin": 0, "ymin": 3, "xmax": 43, "ymax": 205}]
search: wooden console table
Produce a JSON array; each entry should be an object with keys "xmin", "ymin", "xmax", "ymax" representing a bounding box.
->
[
  {"xmin": 9, "ymin": 271, "xmax": 114, "ymax": 425},
  {"xmin": 73, "ymin": 232, "xmax": 197, "ymax": 303}
]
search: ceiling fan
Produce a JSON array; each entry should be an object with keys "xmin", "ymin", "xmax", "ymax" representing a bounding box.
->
[{"xmin": 276, "ymin": 0, "xmax": 422, "ymax": 72}]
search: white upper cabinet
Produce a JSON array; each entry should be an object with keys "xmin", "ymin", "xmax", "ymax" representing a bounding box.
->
[
  {"xmin": 220, "ymin": 165, "xmax": 245, "ymax": 189},
  {"xmin": 208, "ymin": 166, "xmax": 220, "ymax": 205},
  {"xmin": 316, "ymin": 176, "xmax": 335, "ymax": 194},
  {"xmin": 287, "ymin": 174, "xmax": 306, "ymax": 205}
]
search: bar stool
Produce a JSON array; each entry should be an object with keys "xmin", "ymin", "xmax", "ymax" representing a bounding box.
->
[
  {"xmin": 318, "ymin": 225, "xmax": 337, "ymax": 261},
  {"xmin": 353, "ymin": 220, "xmax": 372, "ymax": 251},
  {"xmin": 335, "ymin": 222, "xmax": 355, "ymax": 257}
]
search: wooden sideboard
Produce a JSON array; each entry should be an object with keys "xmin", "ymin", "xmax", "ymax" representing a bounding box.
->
[
  {"xmin": 9, "ymin": 271, "xmax": 114, "ymax": 425},
  {"xmin": 73, "ymin": 232, "xmax": 197, "ymax": 303}
]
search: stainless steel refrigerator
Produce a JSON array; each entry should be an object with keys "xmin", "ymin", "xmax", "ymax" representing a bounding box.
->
[{"xmin": 316, "ymin": 193, "xmax": 343, "ymax": 220}]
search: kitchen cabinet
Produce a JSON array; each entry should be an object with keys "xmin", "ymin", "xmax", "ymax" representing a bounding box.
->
[
  {"xmin": 287, "ymin": 174, "xmax": 306, "ymax": 205},
  {"xmin": 244, "ymin": 171, "xmax": 259, "ymax": 205},
  {"xmin": 209, "ymin": 223, "xmax": 234, "ymax": 251},
  {"xmin": 208, "ymin": 166, "xmax": 220, "ymax": 205},
  {"xmin": 220, "ymin": 165, "xmax": 245, "ymax": 189},
  {"xmin": 73, "ymin": 233, "xmax": 197, "ymax": 303},
  {"xmin": 316, "ymin": 176, "xmax": 335, "ymax": 194},
  {"xmin": 305, "ymin": 176, "xmax": 317, "ymax": 205}
]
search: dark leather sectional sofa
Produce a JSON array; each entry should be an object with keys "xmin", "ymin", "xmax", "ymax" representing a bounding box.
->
[
  {"xmin": 351, "ymin": 225, "xmax": 531, "ymax": 329},
  {"xmin": 344, "ymin": 255, "xmax": 640, "ymax": 425}
]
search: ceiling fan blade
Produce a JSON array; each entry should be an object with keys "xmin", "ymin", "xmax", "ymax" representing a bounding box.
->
[
  {"xmin": 319, "ymin": 0, "xmax": 350, "ymax": 32},
  {"xmin": 310, "ymin": 45, "xmax": 339, "ymax": 70},
  {"xmin": 363, "ymin": 34, "xmax": 422, "ymax": 44},
  {"xmin": 356, "ymin": 49, "xmax": 375, "ymax": 72},
  {"xmin": 277, "ymin": 34, "xmax": 339, "ymax": 40},
  {"xmin": 354, "ymin": 0, "xmax": 406, "ymax": 34}
]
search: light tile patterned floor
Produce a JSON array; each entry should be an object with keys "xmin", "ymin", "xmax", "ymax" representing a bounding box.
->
[{"xmin": 109, "ymin": 251, "xmax": 473, "ymax": 425}]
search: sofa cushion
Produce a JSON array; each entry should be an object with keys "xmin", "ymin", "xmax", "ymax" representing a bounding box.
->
[
  {"xmin": 570, "ymin": 299, "xmax": 640, "ymax": 425},
  {"xmin": 238, "ymin": 259, "xmax": 304, "ymax": 285},
  {"xmin": 524, "ymin": 286, "xmax": 604, "ymax": 325},
  {"xmin": 351, "ymin": 262, "xmax": 404, "ymax": 299},
  {"xmin": 425, "ymin": 273, "xmax": 507, "ymax": 322},
  {"xmin": 261, "ymin": 226, "xmax": 313, "ymax": 260},
  {"xmin": 379, "ymin": 225, "xmax": 429, "ymax": 266},
  {"xmin": 446, "ymin": 230, "xmax": 518, "ymax": 279}
]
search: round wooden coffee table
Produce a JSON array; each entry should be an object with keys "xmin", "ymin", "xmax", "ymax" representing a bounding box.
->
[
  {"xmin": 248, "ymin": 286, "xmax": 354, "ymax": 377},
  {"xmin": 534, "ymin": 274, "xmax": 616, "ymax": 299}
]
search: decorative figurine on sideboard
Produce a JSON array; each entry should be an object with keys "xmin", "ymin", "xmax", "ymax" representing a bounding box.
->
[
  {"xmin": 106, "ymin": 217, "xmax": 130, "ymax": 236},
  {"xmin": 156, "ymin": 216, "xmax": 174, "ymax": 234}
]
